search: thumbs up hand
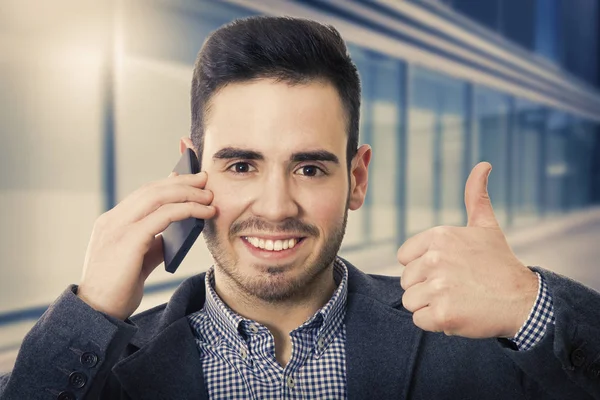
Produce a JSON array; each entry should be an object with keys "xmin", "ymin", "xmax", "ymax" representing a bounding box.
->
[{"xmin": 397, "ymin": 162, "xmax": 539, "ymax": 339}]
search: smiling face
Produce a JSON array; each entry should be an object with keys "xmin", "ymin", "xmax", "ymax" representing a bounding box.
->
[{"xmin": 199, "ymin": 79, "xmax": 368, "ymax": 303}]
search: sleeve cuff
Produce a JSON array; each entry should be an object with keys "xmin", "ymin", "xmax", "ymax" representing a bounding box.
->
[{"xmin": 508, "ymin": 271, "xmax": 556, "ymax": 351}]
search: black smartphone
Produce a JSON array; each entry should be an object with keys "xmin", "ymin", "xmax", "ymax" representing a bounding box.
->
[{"xmin": 162, "ymin": 148, "xmax": 204, "ymax": 273}]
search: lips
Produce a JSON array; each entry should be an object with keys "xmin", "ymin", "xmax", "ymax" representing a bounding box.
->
[{"xmin": 243, "ymin": 236, "xmax": 304, "ymax": 252}]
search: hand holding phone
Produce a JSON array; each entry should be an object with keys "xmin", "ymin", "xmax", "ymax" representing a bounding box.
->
[{"xmin": 77, "ymin": 149, "xmax": 214, "ymax": 320}]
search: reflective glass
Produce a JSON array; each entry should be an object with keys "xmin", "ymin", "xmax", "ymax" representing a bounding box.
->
[
  {"xmin": 511, "ymin": 99, "xmax": 544, "ymax": 226},
  {"xmin": 407, "ymin": 67, "xmax": 466, "ymax": 234},
  {"xmin": 474, "ymin": 87, "xmax": 510, "ymax": 227},
  {"xmin": 370, "ymin": 56, "xmax": 402, "ymax": 242}
]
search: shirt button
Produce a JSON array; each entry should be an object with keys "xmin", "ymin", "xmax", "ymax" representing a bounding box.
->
[
  {"xmin": 317, "ymin": 337, "xmax": 325, "ymax": 349},
  {"xmin": 249, "ymin": 324, "xmax": 259, "ymax": 333},
  {"xmin": 57, "ymin": 391, "xmax": 76, "ymax": 400},
  {"xmin": 80, "ymin": 352, "xmax": 98, "ymax": 368},
  {"xmin": 287, "ymin": 376, "xmax": 295, "ymax": 389},
  {"xmin": 68, "ymin": 371, "xmax": 87, "ymax": 389},
  {"xmin": 240, "ymin": 348, "xmax": 248, "ymax": 360}
]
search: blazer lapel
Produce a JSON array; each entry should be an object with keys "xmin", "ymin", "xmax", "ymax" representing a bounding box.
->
[
  {"xmin": 112, "ymin": 317, "xmax": 209, "ymax": 400},
  {"xmin": 344, "ymin": 261, "xmax": 423, "ymax": 399}
]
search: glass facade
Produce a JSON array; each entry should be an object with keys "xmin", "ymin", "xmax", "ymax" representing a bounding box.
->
[
  {"xmin": 474, "ymin": 87, "xmax": 511, "ymax": 227},
  {"xmin": 407, "ymin": 67, "xmax": 467, "ymax": 234},
  {"xmin": 432, "ymin": 0, "xmax": 599, "ymax": 87}
]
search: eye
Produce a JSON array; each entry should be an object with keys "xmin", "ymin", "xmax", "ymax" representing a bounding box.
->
[
  {"xmin": 228, "ymin": 162, "xmax": 255, "ymax": 174},
  {"xmin": 295, "ymin": 165, "xmax": 325, "ymax": 177}
]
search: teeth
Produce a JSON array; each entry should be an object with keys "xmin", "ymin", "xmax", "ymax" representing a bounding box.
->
[{"xmin": 245, "ymin": 237, "xmax": 299, "ymax": 251}]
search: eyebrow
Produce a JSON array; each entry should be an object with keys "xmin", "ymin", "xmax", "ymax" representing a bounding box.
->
[
  {"xmin": 213, "ymin": 147, "xmax": 263, "ymax": 161},
  {"xmin": 212, "ymin": 147, "xmax": 339, "ymax": 164},
  {"xmin": 291, "ymin": 150, "xmax": 339, "ymax": 164}
]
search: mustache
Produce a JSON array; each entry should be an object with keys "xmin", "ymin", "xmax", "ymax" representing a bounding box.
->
[{"xmin": 229, "ymin": 217, "xmax": 320, "ymax": 238}]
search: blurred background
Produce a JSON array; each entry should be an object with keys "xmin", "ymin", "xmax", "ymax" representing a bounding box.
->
[{"xmin": 1, "ymin": 0, "xmax": 599, "ymax": 372}]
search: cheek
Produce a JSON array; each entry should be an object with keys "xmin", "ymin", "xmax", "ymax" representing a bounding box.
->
[
  {"xmin": 205, "ymin": 176, "xmax": 250, "ymax": 231},
  {"xmin": 300, "ymin": 181, "xmax": 348, "ymax": 226}
]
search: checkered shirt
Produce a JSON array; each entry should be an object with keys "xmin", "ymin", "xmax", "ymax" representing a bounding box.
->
[
  {"xmin": 509, "ymin": 271, "xmax": 556, "ymax": 351},
  {"xmin": 187, "ymin": 258, "xmax": 348, "ymax": 399}
]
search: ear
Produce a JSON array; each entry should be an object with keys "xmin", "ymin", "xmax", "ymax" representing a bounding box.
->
[
  {"xmin": 179, "ymin": 136, "xmax": 195, "ymax": 155},
  {"xmin": 348, "ymin": 144, "xmax": 372, "ymax": 211}
]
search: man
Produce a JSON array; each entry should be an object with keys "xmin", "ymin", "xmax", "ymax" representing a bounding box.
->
[{"xmin": 1, "ymin": 16, "xmax": 599, "ymax": 400}]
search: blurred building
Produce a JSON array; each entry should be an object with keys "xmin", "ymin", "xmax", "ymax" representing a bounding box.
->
[{"xmin": 1, "ymin": 0, "xmax": 599, "ymax": 358}]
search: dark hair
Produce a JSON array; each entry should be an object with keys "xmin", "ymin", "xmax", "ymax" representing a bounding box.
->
[{"xmin": 190, "ymin": 16, "xmax": 361, "ymax": 169}]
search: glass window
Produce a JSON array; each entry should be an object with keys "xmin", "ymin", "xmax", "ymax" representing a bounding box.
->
[
  {"xmin": 407, "ymin": 67, "xmax": 466, "ymax": 234},
  {"xmin": 370, "ymin": 56, "xmax": 403, "ymax": 243},
  {"xmin": 563, "ymin": 117, "xmax": 596, "ymax": 210},
  {"xmin": 474, "ymin": 87, "xmax": 510, "ymax": 227},
  {"xmin": 545, "ymin": 110, "xmax": 569, "ymax": 214},
  {"xmin": 534, "ymin": 0, "xmax": 559, "ymax": 62},
  {"xmin": 343, "ymin": 45, "xmax": 371, "ymax": 248},
  {"xmin": 511, "ymin": 99, "xmax": 544, "ymax": 226}
]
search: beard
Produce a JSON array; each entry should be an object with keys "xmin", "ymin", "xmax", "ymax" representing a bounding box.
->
[{"xmin": 202, "ymin": 206, "xmax": 348, "ymax": 304}]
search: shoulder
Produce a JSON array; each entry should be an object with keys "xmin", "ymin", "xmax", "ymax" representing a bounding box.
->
[{"xmin": 342, "ymin": 258, "xmax": 405, "ymax": 308}]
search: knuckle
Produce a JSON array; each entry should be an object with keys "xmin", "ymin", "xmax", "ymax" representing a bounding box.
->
[
  {"xmin": 425, "ymin": 251, "xmax": 441, "ymax": 267},
  {"xmin": 435, "ymin": 307, "xmax": 457, "ymax": 334},
  {"xmin": 430, "ymin": 278, "xmax": 447, "ymax": 295},
  {"xmin": 433, "ymin": 226, "xmax": 449, "ymax": 237}
]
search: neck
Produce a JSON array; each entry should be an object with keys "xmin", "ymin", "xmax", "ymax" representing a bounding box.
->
[
  {"xmin": 213, "ymin": 263, "xmax": 337, "ymax": 334},
  {"xmin": 213, "ymin": 263, "xmax": 337, "ymax": 367}
]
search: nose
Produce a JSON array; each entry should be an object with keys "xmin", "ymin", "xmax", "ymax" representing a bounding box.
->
[{"xmin": 250, "ymin": 170, "xmax": 299, "ymax": 222}]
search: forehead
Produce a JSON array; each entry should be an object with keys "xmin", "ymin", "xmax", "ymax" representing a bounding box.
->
[{"xmin": 203, "ymin": 79, "xmax": 347, "ymax": 157}]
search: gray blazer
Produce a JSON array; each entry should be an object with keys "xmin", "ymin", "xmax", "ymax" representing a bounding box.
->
[{"xmin": 1, "ymin": 259, "xmax": 599, "ymax": 399}]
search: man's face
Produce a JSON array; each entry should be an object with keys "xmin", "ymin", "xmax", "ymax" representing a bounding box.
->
[{"xmin": 200, "ymin": 79, "xmax": 351, "ymax": 303}]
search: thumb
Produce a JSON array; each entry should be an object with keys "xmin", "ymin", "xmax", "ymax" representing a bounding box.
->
[{"xmin": 465, "ymin": 162, "xmax": 499, "ymax": 228}]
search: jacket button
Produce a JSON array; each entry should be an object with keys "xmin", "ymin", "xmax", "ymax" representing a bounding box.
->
[
  {"xmin": 57, "ymin": 391, "xmax": 76, "ymax": 400},
  {"xmin": 68, "ymin": 371, "xmax": 87, "ymax": 388},
  {"xmin": 588, "ymin": 363, "xmax": 600, "ymax": 380},
  {"xmin": 571, "ymin": 349, "xmax": 586, "ymax": 368},
  {"xmin": 80, "ymin": 352, "xmax": 98, "ymax": 368}
]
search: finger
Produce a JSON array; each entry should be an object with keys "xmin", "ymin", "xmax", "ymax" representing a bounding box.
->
[
  {"xmin": 402, "ymin": 281, "xmax": 433, "ymax": 313},
  {"xmin": 117, "ymin": 172, "xmax": 209, "ymax": 215},
  {"xmin": 464, "ymin": 162, "xmax": 499, "ymax": 229},
  {"xmin": 412, "ymin": 306, "xmax": 442, "ymax": 333},
  {"xmin": 141, "ymin": 234, "xmax": 165, "ymax": 280},
  {"xmin": 134, "ymin": 202, "xmax": 216, "ymax": 238},
  {"xmin": 400, "ymin": 256, "xmax": 429, "ymax": 290},
  {"xmin": 397, "ymin": 229, "xmax": 432, "ymax": 266},
  {"xmin": 116, "ymin": 183, "xmax": 214, "ymax": 225}
]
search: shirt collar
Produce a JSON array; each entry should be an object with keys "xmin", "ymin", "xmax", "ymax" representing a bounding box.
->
[{"xmin": 199, "ymin": 257, "xmax": 348, "ymax": 354}]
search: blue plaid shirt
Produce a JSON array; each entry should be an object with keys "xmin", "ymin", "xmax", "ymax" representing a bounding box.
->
[
  {"xmin": 187, "ymin": 260, "xmax": 554, "ymax": 399},
  {"xmin": 188, "ymin": 258, "xmax": 348, "ymax": 399}
]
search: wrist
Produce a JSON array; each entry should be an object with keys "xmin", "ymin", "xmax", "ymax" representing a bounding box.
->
[
  {"xmin": 508, "ymin": 268, "xmax": 539, "ymax": 338},
  {"xmin": 77, "ymin": 284, "xmax": 128, "ymax": 320}
]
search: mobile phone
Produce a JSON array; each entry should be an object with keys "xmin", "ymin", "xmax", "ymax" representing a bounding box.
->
[{"xmin": 162, "ymin": 148, "xmax": 204, "ymax": 273}]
